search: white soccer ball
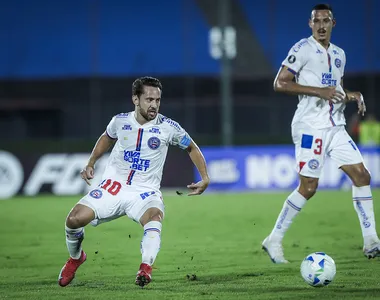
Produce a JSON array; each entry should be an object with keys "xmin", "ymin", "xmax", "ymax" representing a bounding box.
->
[{"xmin": 300, "ymin": 252, "xmax": 336, "ymax": 287}]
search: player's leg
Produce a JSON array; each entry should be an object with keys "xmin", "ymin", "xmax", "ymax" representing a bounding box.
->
[
  {"xmin": 341, "ymin": 162, "xmax": 380, "ymax": 258},
  {"xmin": 329, "ymin": 127, "xmax": 380, "ymax": 258},
  {"xmin": 127, "ymin": 191, "xmax": 165, "ymax": 287},
  {"xmin": 269, "ymin": 175, "xmax": 318, "ymax": 241},
  {"xmin": 262, "ymin": 124, "xmax": 325, "ymax": 263},
  {"xmin": 135, "ymin": 207, "xmax": 164, "ymax": 287},
  {"xmin": 59, "ymin": 183, "xmax": 126, "ymax": 287},
  {"xmin": 262, "ymin": 176, "xmax": 318, "ymax": 263},
  {"xmin": 65, "ymin": 204, "xmax": 95, "ymax": 258},
  {"xmin": 59, "ymin": 203, "xmax": 95, "ymax": 287},
  {"xmin": 139, "ymin": 207, "xmax": 163, "ymax": 266}
]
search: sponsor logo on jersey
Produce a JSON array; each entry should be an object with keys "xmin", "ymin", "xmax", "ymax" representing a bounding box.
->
[
  {"xmin": 335, "ymin": 58, "xmax": 341, "ymax": 68},
  {"xmin": 332, "ymin": 49, "xmax": 339, "ymax": 55},
  {"xmin": 316, "ymin": 49, "xmax": 323, "ymax": 54},
  {"xmin": 162, "ymin": 117, "xmax": 181, "ymax": 131},
  {"xmin": 140, "ymin": 191, "xmax": 156, "ymax": 200},
  {"xmin": 147, "ymin": 137, "xmax": 161, "ymax": 150},
  {"xmin": 116, "ymin": 113, "xmax": 129, "ymax": 118},
  {"xmin": 89, "ymin": 189, "xmax": 103, "ymax": 198},
  {"xmin": 308, "ymin": 159, "xmax": 319, "ymax": 170},
  {"xmin": 292, "ymin": 39, "xmax": 308, "ymax": 53},
  {"xmin": 149, "ymin": 127, "xmax": 161, "ymax": 134},
  {"xmin": 321, "ymin": 73, "xmax": 337, "ymax": 86},
  {"xmin": 122, "ymin": 124, "xmax": 132, "ymax": 130},
  {"xmin": 124, "ymin": 151, "xmax": 150, "ymax": 171}
]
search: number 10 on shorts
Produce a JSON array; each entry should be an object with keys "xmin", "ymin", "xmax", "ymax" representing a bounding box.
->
[{"xmin": 99, "ymin": 179, "xmax": 122, "ymax": 196}]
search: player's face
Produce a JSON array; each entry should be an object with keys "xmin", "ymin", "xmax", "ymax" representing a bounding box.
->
[
  {"xmin": 134, "ymin": 86, "xmax": 161, "ymax": 121},
  {"xmin": 309, "ymin": 10, "xmax": 335, "ymax": 44}
]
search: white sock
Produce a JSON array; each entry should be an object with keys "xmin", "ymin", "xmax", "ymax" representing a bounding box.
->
[
  {"xmin": 352, "ymin": 185, "xmax": 378, "ymax": 244},
  {"xmin": 141, "ymin": 221, "xmax": 162, "ymax": 266},
  {"xmin": 65, "ymin": 225, "xmax": 84, "ymax": 259},
  {"xmin": 269, "ymin": 189, "xmax": 307, "ymax": 242}
]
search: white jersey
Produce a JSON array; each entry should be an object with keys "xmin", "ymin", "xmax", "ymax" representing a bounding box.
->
[
  {"xmin": 104, "ymin": 112, "xmax": 191, "ymax": 192},
  {"xmin": 279, "ymin": 35, "xmax": 347, "ymax": 129}
]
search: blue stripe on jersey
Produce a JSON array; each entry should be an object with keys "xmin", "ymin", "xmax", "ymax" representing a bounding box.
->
[
  {"xmin": 126, "ymin": 170, "xmax": 136, "ymax": 185},
  {"xmin": 329, "ymin": 101, "xmax": 336, "ymax": 126},
  {"xmin": 135, "ymin": 128, "xmax": 144, "ymax": 151},
  {"xmin": 282, "ymin": 64, "xmax": 296, "ymax": 75},
  {"xmin": 327, "ymin": 53, "xmax": 332, "ymax": 73}
]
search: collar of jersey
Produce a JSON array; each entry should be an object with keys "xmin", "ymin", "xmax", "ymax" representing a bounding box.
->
[
  {"xmin": 132, "ymin": 111, "xmax": 159, "ymax": 127},
  {"xmin": 309, "ymin": 35, "xmax": 331, "ymax": 52}
]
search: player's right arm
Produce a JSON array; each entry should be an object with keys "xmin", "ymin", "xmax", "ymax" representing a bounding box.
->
[
  {"xmin": 274, "ymin": 41, "xmax": 344, "ymax": 103},
  {"xmin": 80, "ymin": 117, "xmax": 118, "ymax": 185}
]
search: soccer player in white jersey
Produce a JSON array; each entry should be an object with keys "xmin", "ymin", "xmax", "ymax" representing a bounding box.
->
[
  {"xmin": 58, "ymin": 76, "xmax": 210, "ymax": 287},
  {"xmin": 262, "ymin": 4, "xmax": 380, "ymax": 263}
]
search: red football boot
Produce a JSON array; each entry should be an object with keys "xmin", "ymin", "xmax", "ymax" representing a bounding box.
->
[
  {"xmin": 135, "ymin": 263, "xmax": 152, "ymax": 287},
  {"xmin": 58, "ymin": 251, "xmax": 87, "ymax": 287}
]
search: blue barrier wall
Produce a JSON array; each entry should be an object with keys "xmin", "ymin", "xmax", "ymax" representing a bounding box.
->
[
  {"xmin": 1, "ymin": 0, "xmax": 379, "ymax": 77},
  {"xmin": 196, "ymin": 146, "xmax": 380, "ymax": 191}
]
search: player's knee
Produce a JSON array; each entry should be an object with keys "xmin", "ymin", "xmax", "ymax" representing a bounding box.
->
[
  {"xmin": 66, "ymin": 215, "xmax": 87, "ymax": 229},
  {"xmin": 149, "ymin": 213, "xmax": 162, "ymax": 222},
  {"xmin": 65, "ymin": 204, "xmax": 95, "ymax": 229},
  {"xmin": 352, "ymin": 166, "xmax": 371, "ymax": 186},
  {"xmin": 140, "ymin": 207, "xmax": 163, "ymax": 226},
  {"xmin": 147, "ymin": 209, "xmax": 163, "ymax": 223},
  {"xmin": 299, "ymin": 178, "xmax": 318, "ymax": 199}
]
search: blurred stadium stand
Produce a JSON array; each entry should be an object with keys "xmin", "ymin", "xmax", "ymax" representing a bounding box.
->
[{"xmin": 1, "ymin": 0, "xmax": 379, "ymax": 197}]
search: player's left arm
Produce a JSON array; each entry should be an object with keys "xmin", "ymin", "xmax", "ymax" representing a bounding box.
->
[
  {"xmin": 168, "ymin": 119, "xmax": 210, "ymax": 195},
  {"xmin": 185, "ymin": 140, "xmax": 210, "ymax": 196},
  {"xmin": 341, "ymin": 78, "xmax": 366, "ymax": 116}
]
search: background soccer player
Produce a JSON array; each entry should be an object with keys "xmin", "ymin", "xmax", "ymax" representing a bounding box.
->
[{"xmin": 262, "ymin": 4, "xmax": 380, "ymax": 263}]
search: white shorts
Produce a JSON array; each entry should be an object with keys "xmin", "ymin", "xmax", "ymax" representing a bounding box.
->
[
  {"xmin": 292, "ymin": 123, "xmax": 364, "ymax": 178},
  {"xmin": 78, "ymin": 179, "xmax": 165, "ymax": 226}
]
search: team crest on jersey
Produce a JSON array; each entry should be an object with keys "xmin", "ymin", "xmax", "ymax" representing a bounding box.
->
[
  {"xmin": 147, "ymin": 137, "xmax": 161, "ymax": 150},
  {"xmin": 89, "ymin": 189, "xmax": 103, "ymax": 199},
  {"xmin": 308, "ymin": 159, "xmax": 319, "ymax": 170},
  {"xmin": 335, "ymin": 58, "xmax": 341, "ymax": 68},
  {"xmin": 288, "ymin": 55, "xmax": 296, "ymax": 64}
]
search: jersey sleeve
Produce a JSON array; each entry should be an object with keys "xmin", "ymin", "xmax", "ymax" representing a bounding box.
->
[
  {"xmin": 105, "ymin": 116, "xmax": 118, "ymax": 139},
  {"xmin": 280, "ymin": 40, "xmax": 309, "ymax": 75},
  {"xmin": 167, "ymin": 120, "xmax": 192, "ymax": 150}
]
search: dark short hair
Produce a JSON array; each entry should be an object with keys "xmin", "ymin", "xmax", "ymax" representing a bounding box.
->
[
  {"xmin": 312, "ymin": 3, "xmax": 333, "ymax": 13},
  {"xmin": 132, "ymin": 76, "xmax": 162, "ymax": 98}
]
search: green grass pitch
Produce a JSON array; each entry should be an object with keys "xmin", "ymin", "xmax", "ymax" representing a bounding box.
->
[{"xmin": 1, "ymin": 190, "xmax": 380, "ymax": 300}]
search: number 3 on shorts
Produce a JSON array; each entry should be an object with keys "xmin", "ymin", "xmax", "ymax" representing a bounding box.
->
[
  {"xmin": 314, "ymin": 138, "xmax": 323, "ymax": 155},
  {"xmin": 99, "ymin": 179, "xmax": 122, "ymax": 196}
]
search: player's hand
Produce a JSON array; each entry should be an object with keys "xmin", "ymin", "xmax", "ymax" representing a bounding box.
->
[
  {"xmin": 80, "ymin": 165, "xmax": 95, "ymax": 186},
  {"xmin": 318, "ymin": 86, "xmax": 345, "ymax": 103},
  {"xmin": 187, "ymin": 179, "xmax": 209, "ymax": 196},
  {"xmin": 347, "ymin": 92, "xmax": 366, "ymax": 116}
]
